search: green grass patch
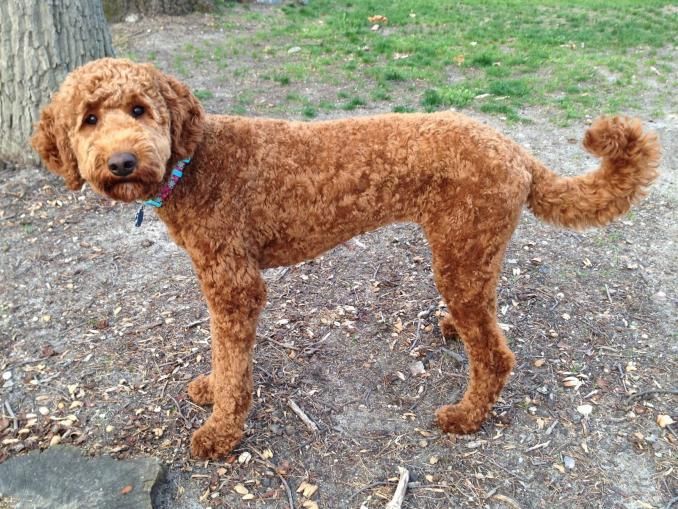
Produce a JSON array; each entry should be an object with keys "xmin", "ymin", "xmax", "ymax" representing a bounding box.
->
[
  {"xmin": 194, "ymin": 89, "xmax": 214, "ymax": 101},
  {"xmin": 341, "ymin": 97, "xmax": 367, "ymax": 111},
  {"xmin": 422, "ymin": 86, "xmax": 477, "ymax": 111},
  {"xmin": 184, "ymin": 0, "xmax": 677, "ymax": 122},
  {"xmin": 273, "ymin": 74, "xmax": 291, "ymax": 86},
  {"xmin": 302, "ymin": 105, "xmax": 317, "ymax": 118},
  {"xmin": 382, "ymin": 68, "xmax": 407, "ymax": 82},
  {"xmin": 371, "ymin": 86, "xmax": 392, "ymax": 101},
  {"xmin": 488, "ymin": 79, "xmax": 531, "ymax": 98},
  {"xmin": 480, "ymin": 102, "xmax": 520, "ymax": 121}
]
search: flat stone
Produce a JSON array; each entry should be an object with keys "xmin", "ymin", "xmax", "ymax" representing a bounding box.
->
[{"xmin": 0, "ymin": 445, "xmax": 163, "ymax": 509}]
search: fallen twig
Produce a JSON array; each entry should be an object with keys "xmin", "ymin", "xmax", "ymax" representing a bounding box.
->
[
  {"xmin": 186, "ymin": 317, "xmax": 210, "ymax": 328},
  {"xmin": 4, "ymin": 400, "xmax": 18, "ymax": 430},
  {"xmin": 166, "ymin": 394, "xmax": 191, "ymax": 429},
  {"xmin": 287, "ymin": 399, "xmax": 319, "ymax": 432},
  {"xmin": 267, "ymin": 337, "xmax": 301, "ymax": 351},
  {"xmin": 4, "ymin": 358, "xmax": 41, "ymax": 369},
  {"xmin": 626, "ymin": 388, "xmax": 678, "ymax": 404},
  {"xmin": 385, "ymin": 466, "xmax": 410, "ymax": 509},
  {"xmin": 493, "ymin": 493, "xmax": 522, "ymax": 509}
]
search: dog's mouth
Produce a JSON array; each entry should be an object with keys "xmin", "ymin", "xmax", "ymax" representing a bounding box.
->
[{"xmin": 101, "ymin": 171, "xmax": 162, "ymax": 203}]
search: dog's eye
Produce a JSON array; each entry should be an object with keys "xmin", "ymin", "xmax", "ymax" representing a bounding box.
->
[
  {"xmin": 131, "ymin": 105, "xmax": 145, "ymax": 118},
  {"xmin": 84, "ymin": 114, "xmax": 97, "ymax": 126}
]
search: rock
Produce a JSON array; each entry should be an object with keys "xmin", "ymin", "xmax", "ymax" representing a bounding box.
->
[
  {"xmin": 0, "ymin": 445, "xmax": 164, "ymax": 509},
  {"xmin": 409, "ymin": 360, "xmax": 425, "ymax": 376},
  {"xmin": 652, "ymin": 291, "xmax": 667, "ymax": 302}
]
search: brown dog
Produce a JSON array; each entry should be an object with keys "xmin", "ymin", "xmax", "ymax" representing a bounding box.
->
[{"xmin": 32, "ymin": 58, "xmax": 660, "ymax": 459}]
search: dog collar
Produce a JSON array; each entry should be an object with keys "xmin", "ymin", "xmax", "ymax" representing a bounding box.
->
[{"xmin": 134, "ymin": 157, "xmax": 191, "ymax": 227}]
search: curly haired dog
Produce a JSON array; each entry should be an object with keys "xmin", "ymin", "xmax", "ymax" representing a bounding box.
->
[{"xmin": 32, "ymin": 58, "xmax": 660, "ymax": 459}]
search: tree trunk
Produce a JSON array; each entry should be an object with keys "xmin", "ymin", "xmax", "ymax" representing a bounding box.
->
[
  {"xmin": 0, "ymin": 0, "xmax": 114, "ymax": 165},
  {"xmin": 102, "ymin": 0, "xmax": 214, "ymax": 22}
]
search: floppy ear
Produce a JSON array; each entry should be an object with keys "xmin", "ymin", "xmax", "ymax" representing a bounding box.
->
[
  {"xmin": 31, "ymin": 100, "xmax": 84, "ymax": 190},
  {"xmin": 153, "ymin": 68, "xmax": 205, "ymax": 160}
]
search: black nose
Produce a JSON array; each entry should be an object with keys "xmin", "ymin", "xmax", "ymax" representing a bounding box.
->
[{"xmin": 108, "ymin": 152, "xmax": 137, "ymax": 176}]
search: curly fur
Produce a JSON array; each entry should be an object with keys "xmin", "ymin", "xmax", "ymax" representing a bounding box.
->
[{"xmin": 32, "ymin": 58, "xmax": 660, "ymax": 459}]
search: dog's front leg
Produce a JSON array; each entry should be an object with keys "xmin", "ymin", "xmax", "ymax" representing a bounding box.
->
[{"xmin": 189, "ymin": 256, "xmax": 266, "ymax": 459}]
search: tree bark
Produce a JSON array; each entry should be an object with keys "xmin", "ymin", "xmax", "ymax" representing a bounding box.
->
[
  {"xmin": 102, "ymin": 0, "xmax": 214, "ymax": 22},
  {"xmin": 0, "ymin": 0, "xmax": 114, "ymax": 165}
]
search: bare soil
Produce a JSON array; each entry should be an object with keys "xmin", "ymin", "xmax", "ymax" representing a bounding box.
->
[{"xmin": 1, "ymin": 9, "xmax": 676, "ymax": 509}]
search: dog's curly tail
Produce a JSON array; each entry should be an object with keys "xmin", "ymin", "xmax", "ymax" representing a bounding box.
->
[{"xmin": 527, "ymin": 116, "xmax": 660, "ymax": 229}]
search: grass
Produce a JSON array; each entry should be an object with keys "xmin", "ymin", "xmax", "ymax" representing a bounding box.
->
[
  {"xmin": 194, "ymin": 89, "xmax": 214, "ymax": 101},
  {"xmin": 176, "ymin": 0, "xmax": 676, "ymax": 122},
  {"xmin": 341, "ymin": 97, "xmax": 367, "ymax": 111}
]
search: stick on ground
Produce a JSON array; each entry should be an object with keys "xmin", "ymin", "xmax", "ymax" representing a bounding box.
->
[
  {"xmin": 287, "ymin": 399, "xmax": 319, "ymax": 432},
  {"xmin": 385, "ymin": 466, "xmax": 410, "ymax": 509}
]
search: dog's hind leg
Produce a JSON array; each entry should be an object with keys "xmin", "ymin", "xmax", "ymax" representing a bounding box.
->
[
  {"xmin": 438, "ymin": 314, "xmax": 459, "ymax": 339},
  {"xmin": 188, "ymin": 373, "xmax": 214, "ymax": 405},
  {"xmin": 426, "ymin": 221, "xmax": 516, "ymax": 434}
]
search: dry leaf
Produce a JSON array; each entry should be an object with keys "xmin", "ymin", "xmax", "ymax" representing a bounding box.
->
[
  {"xmin": 453, "ymin": 54, "xmax": 465, "ymax": 65},
  {"xmin": 275, "ymin": 460, "xmax": 291, "ymax": 475},
  {"xmin": 562, "ymin": 376, "xmax": 582, "ymax": 389},
  {"xmin": 242, "ymin": 493, "xmax": 255, "ymax": 500},
  {"xmin": 577, "ymin": 404, "xmax": 593, "ymax": 416},
  {"xmin": 534, "ymin": 359, "xmax": 546, "ymax": 367},
  {"xmin": 429, "ymin": 456, "xmax": 439, "ymax": 465},
  {"xmin": 302, "ymin": 501, "xmax": 319, "ymax": 509},
  {"xmin": 238, "ymin": 451, "xmax": 252, "ymax": 464},
  {"xmin": 368, "ymin": 15, "xmax": 388, "ymax": 24},
  {"xmin": 297, "ymin": 481, "xmax": 318, "ymax": 498},
  {"xmin": 120, "ymin": 485, "xmax": 133, "ymax": 495},
  {"xmin": 233, "ymin": 484, "xmax": 249, "ymax": 495},
  {"xmin": 657, "ymin": 415, "xmax": 675, "ymax": 428}
]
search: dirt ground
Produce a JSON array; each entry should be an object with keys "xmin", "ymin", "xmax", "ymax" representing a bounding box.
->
[{"xmin": 1, "ymin": 9, "xmax": 676, "ymax": 509}]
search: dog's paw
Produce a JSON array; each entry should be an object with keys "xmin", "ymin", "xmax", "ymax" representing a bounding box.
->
[
  {"xmin": 435, "ymin": 404, "xmax": 485, "ymax": 434},
  {"xmin": 188, "ymin": 374, "xmax": 214, "ymax": 406},
  {"xmin": 190, "ymin": 422, "xmax": 242, "ymax": 459}
]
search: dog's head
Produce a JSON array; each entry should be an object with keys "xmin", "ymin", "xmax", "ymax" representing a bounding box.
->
[{"xmin": 32, "ymin": 58, "xmax": 204, "ymax": 202}]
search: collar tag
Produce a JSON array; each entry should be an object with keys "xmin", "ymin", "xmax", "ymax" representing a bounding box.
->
[{"xmin": 134, "ymin": 204, "xmax": 145, "ymax": 227}]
